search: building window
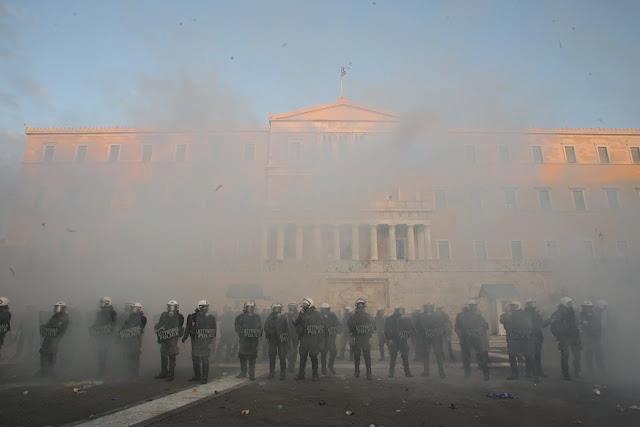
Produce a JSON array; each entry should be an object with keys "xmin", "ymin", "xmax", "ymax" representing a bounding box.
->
[
  {"xmin": 504, "ymin": 188, "xmax": 518, "ymax": 210},
  {"xmin": 175, "ymin": 144, "xmax": 187, "ymax": 162},
  {"xmin": 532, "ymin": 146, "xmax": 544, "ymax": 164},
  {"xmin": 474, "ymin": 240, "xmax": 487, "ymax": 261},
  {"xmin": 616, "ymin": 240, "xmax": 629, "ymax": 258},
  {"xmin": 605, "ymin": 188, "xmax": 620, "ymax": 210},
  {"xmin": 396, "ymin": 239, "xmax": 405, "ymax": 260},
  {"xmin": 538, "ymin": 188, "xmax": 552, "ymax": 210},
  {"xmin": 76, "ymin": 145, "xmax": 87, "ymax": 162},
  {"xmin": 511, "ymin": 240, "xmax": 523, "ymax": 262},
  {"xmin": 435, "ymin": 190, "xmax": 447, "ymax": 210},
  {"xmin": 571, "ymin": 189, "xmax": 586, "ymax": 211},
  {"xmin": 465, "ymin": 145, "xmax": 476, "ymax": 163},
  {"xmin": 499, "ymin": 145, "xmax": 510, "ymax": 163},
  {"xmin": 630, "ymin": 147, "xmax": 640, "ymax": 164},
  {"xmin": 597, "ymin": 146, "xmax": 610, "ymax": 164},
  {"xmin": 43, "ymin": 144, "xmax": 56, "ymax": 162},
  {"xmin": 244, "ymin": 143, "xmax": 256, "ymax": 161},
  {"xmin": 108, "ymin": 145, "xmax": 120, "ymax": 162},
  {"xmin": 564, "ymin": 146, "xmax": 577, "ymax": 163},
  {"xmin": 437, "ymin": 240, "xmax": 451, "ymax": 260},
  {"xmin": 544, "ymin": 240, "xmax": 558, "ymax": 258},
  {"xmin": 142, "ymin": 144, "xmax": 153, "ymax": 162},
  {"xmin": 290, "ymin": 141, "xmax": 301, "ymax": 160}
]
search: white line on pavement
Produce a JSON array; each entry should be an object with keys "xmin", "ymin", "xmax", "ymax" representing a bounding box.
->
[{"xmin": 72, "ymin": 374, "xmax": 255, "ymax": 427}]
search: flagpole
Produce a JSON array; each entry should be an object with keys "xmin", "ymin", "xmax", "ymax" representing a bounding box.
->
[{"xmin": 340, "ymin": 75, "xmax": 343, "ymax": 97}]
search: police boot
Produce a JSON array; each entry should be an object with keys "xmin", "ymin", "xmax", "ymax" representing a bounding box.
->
[
  {"xmin": 295, "ymin": 356, "xmax": 306, "ymax": 380},
  {"xmin": 190, "ymin": 358, "xmax": 201, "ymax": 381},
  {"xmin": 268, "ymin": 357, "xmax": 276, "ymax": 379},
  {"xmin": 236, "ymin": 356, "xmax": 247, "ymax": 378},
  {"xmin": 248, "ymin": 358, "xmax": 256, "ymax": 381},
  {"xmin": 366, "ymin": 366, "xmax": 373, "ymax": 380},
  {"xmin": 155, "ymin": 355, "xmax": 168, "ymax": 379},
  {"xmin": 166, "ymin": 356, "xmax": 176, "ymax": 381},
  {"xmin": 388, "ymin": 359, "xmax": 395, "ymax": 378},
  {"xmin": 200, "ymin": 361, "xmax": 209, "ymax": 384},
  {"xmin": 438, "ymin": 365, "xmax": 446, "ymax": 379},
  {"xmin": 403, "ymin": 358, "xmax": 413, "ymax": 378},
  {"xmin": 354, "ymin": 359, "xmax": 360, "ymax": 378}
]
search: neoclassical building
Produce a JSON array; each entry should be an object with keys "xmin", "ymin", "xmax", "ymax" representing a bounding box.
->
[{"xmin": 5, "ymin": 97, "xmax": 640, "ymax": 330}]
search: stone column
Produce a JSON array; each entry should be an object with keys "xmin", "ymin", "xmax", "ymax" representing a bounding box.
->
[
  {"xmin": 314, "ymin": 224, "xmax": 323, "ymax": 258},
  {"xmin": 416, "ymin": 225, "xmax": 425, "ymax": 260},
  {"xmin": 388, "ymin": 224, "xmax": 397, "ymax": 260},
  {"xmin": 351, "ymin": 224, "xmax": 360, "ymax": 261},
  {"xmin": 407, "ymin": 224, "xmax": 416, "ymax": 261},
  {"xmin": 295, "ymin": 224, "xmax": 304, "ymax": 260},
  {"xmin": 333, "ymin": 224, "xmax": 341, "ymax": 260},
  {"xmin": 369, "ymin": 224, "xmax": 378, "ymax": 261},
  {"xmin": 276, "ymin": 224, "xmax": 284, "ymax": 261},
  {"xmin": 260, "ymin": 225, "xmax": 269, "ymax": 261},
  {"xmin": 424, "ymin": 225, "xmax": 432, "ymax": 260}
]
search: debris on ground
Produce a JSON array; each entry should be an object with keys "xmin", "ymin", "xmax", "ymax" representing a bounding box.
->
[
  {"xmin": 240, "ymin": 409, "xmax": 250, "ymax": 415},
  {"xmin": 395, "ymin": 409, "xmax": 401, "ymax": 413},
  {"xmin": 276, "ymin": 404, "xmax": 283, "ymax": 410},
  {"xmin": 486, "ymin": 392, "xmax": 514, "ymax": 399},
  {"xmin": 64, "ymin": 380, "xmax": 103, "ymax": 388},
  {"xmin": 318, "ymin": 400, "xmax": 326, "ymax": 406},
  {"xmin": 449, "ymin": 403, "xmax": 457, "ymax": 410},
  {"xmin": 592, "ymin": 387, "xmax": 601, "ymax": 396},
  {"xmin": 345, "ymin": 410, "xmax": 354, "ymax": 416},
  {"xmin": 628, "ymin": 405, "xmax": 640, "ymax": 411},
  {"xmin": 22, "ymin": 390, "xmax": 29, "ymax": 395}
]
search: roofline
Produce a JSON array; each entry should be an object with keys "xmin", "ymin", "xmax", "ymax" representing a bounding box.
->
[{"xmin": 268, "ymin": 96, "xmax": 399, "ymax": 121}]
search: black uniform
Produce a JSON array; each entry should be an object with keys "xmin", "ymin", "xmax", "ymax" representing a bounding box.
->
[
  {"xmin": 348, "ymin": 307, "xmax": 375, "ymax": 379},
  {"xmin": 500, "ymin": 308, "xmax": 535, "ymax": 379},
  {"xmin": 339, "ymin": 309, "xmax": 354, "ymax": 360},
  {"xmin": 384, "ymin": 311, "xmax": 413, "ymax": 377},
  {"xmin": 118, "ymin": 310, "xmax": 147, "ymax": 378},
  {"xmin": 418, "ymin": 309, "xmax": 447, "ymax": 378},
  {"xmin": 455, "ymin": 306, "xmax": 490, "ymax": 380},
  {"xmin": 39, "ymin": 311, "xmax": 69, "ymax": 376},
  {"xmin": 217, "ymin": 308, "xmax": 238, "ymax": 362},
  {"xmin": 580, "ymin": 306, "xmax": 605, "ymax": 375},
  {"xmin": 375, "ymin": 310, "xmax": 386, "ymax": 361},
  {"xmin": 0, "ymin": 307, "xmax": 10, "ymax": 358},
  {"xmin": 235, "ymin": 310, "xmax": 262, "ymax": 380},
  {"xmin": 286, "ymin": 306, "xmax": 300, "ymax": 373},
  {"xmin": 550, "ymin": 304, "xmax": 581, "ymax": 380},
  {"xmin": 411, "ymin": 310, "xmax": 423, "ymax": 362},
  {"xmin": 264, "ymin": 311, "xmax": 288, "ymax": 379},
  {"xmin": 320, "ymin": 309, "xmax": 340, "ymax": 375},
  {"xmin": 183, "ymin": 310, "xmax": 217, "ymax": 383},
  {"xmin": 154, "ymin": 311, "xmax": 184, "ymax": 380},
  {"xmin": 294, "ymin": 306, "xmax": 324, "ymax": 380},
  {"xmin": 90, "ymin": 306, "xmax": 117, "ymax": 377},
  {"xmin": 524, "ymin": 305, "xmax": 548, "ymax": 377}
]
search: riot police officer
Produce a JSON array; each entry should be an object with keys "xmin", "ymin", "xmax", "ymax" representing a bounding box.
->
[
  {"xmin": 320, "ymin": 302, "xmax": 340, "ymax": 376},
  {"xmin": 235, "ymin": 300, "xmax": 262, "ymax": 380},
  {"xmin": 437, "ymin": 306, "xmax": 455, "ymax": 362},
  {"xmin": 264, "ymin": 303, "xmax": 288, "ymax": 380},
  {"xmin": 580, "ymin": 300, "xmax": 605, "ymax": 376},
  {"xmin": 550, "ymin": 297, "xmax": 581, "ymax": 380},
  {"xmin": 294, "ymin": 298, "xmax": 324, "ymax": 381},
  {"xmin": 183, "ymin": 300, "xmax": 217, "ymax": 384},
  {"xmin": 348, "ymin": 298, "xmax": 375, "ymax": 380},
  {"xmin": 455, "ymin": 299, "xmax": 490, "ymax": 381},
  {"xmin": 500, "ymin": 301, "xmax": 536, "ymax": 381},
  {"xmin": 39, "ymin": 301, "xmax": 69, "ymax": 376},
  {"xmin": 0, "ymin": 297, "xmax": 11, "ymax": 359},
  {"xmin": 119, "ymin": 302, "xmax": 147, "ymax": 378},
  {"xmin": 90, "ymin": 296, "xmax": 117, "ymax": 377},
  {"xmin": 418, "ymin": 303, "xmax": 446, "ymax": 378},
  {"xmin": 154, "ymin": 300, "xmax": 184, "ymax": 381},
  {"xmin": 285, "ymin": 303, "xmax": 300, "ymax": 373},
  {"xmin": 385, "ymin": 306, "xmax": 414, "ymax": 378},
  {"xmin": 338, "ymin": 306, "xmax": 353, "ymax": 360},
  {"xmin": 524, "ymin": 299, "xmax": 548, "ymax": 378}
]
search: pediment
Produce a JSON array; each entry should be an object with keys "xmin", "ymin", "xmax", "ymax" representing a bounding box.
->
[{"xmin": 269, "ymin": 97, "xmax": 397, "ymax": 122}]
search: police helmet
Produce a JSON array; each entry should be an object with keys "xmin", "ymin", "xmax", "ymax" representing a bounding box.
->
[
  {"xmin": 355, "ymin": 298, "xmax": 367, "ymax": 308},
  {"xmin": 271, "ymin": 303, "xmax": 283, "ymax": 313},
  {"xmin": 132, "ymin": 302, "xmax": 143, "ymax": 312},
  {"xmin": 100, "ymin": 296, "xmax": 113, "ymax": 308},
  {"xmin": 54, "ymin": 301, "xmax": 67, "ymax": 312},
  {"xmin": 320, "ymin": 302, "xmax": 330, "ymax": 309},
  {"xmin": 582, "ymin": 300, "xmax": 594, "ymax": 307},
  {"xmin": 0, "ymin": 297, "xmax": 8, "ymax": 307},
  {"xmin": 560, "ymin": 296, "xmax": 573, "ymax": 307}
]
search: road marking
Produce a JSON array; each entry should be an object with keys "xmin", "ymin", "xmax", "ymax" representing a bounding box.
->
[{"xmin": 73, "ymin": 374, "xmax": 256, "ymax": 427}]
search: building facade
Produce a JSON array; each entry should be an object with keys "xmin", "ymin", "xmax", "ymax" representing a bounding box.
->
[{"xmin": 4, "ymin": 97, "xmax": 640, "ymax": 327}]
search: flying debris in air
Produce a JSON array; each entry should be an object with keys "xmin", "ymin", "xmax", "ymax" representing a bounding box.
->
[
  {"xmin": 558, "ymin": 41, "xmax": 563, "ymax": 48},
  {"xmin": 230, "ymin": 56, "xmax": 234, "ymax": 60},
  {"xmin": 9, "ymin": 267, "xmax": 15, "ymax": 277},
  {"xmin": 215, "ymin": 185, "xmax": 223, "ymax": 192},
  {"xmin": 282, "ymin": 42, "xmax": 287, "ymax": 47},
  {"xmin": 41, "ymin": 222, "xmax": 46, "ymax": 227},
  {"xmin": 66, "ymin": 228, "xmax": 76, "ymax": 233}
]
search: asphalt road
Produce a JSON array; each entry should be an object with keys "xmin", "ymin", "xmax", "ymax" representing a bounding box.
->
[{"xmin": 151, "ymin": 362, "xmax": 640, "ymax": 427}]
